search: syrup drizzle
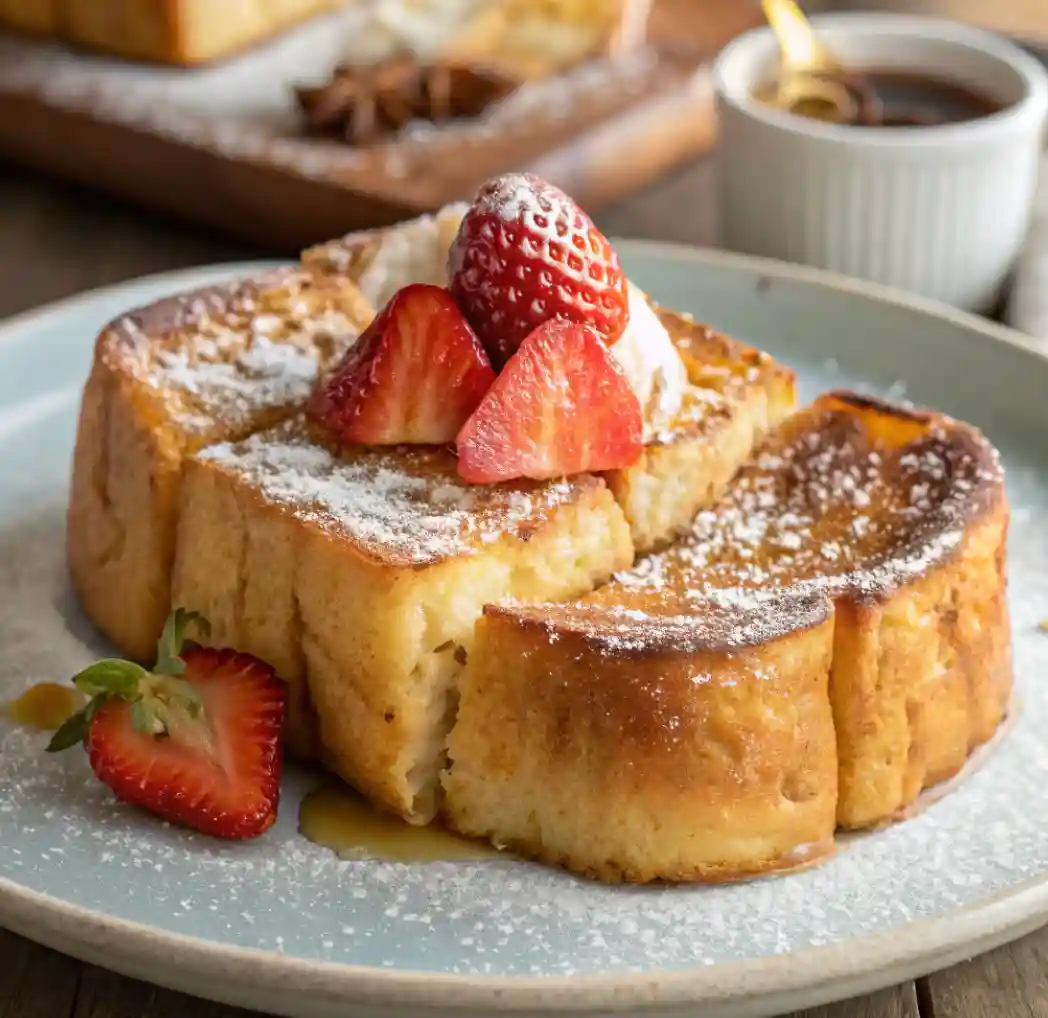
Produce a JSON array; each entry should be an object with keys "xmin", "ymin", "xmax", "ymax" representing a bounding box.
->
[
  {"xmin": 3, "ymin": 683, "xmax": 83, "ymax": 731},
  {"xmin": 299, "ymin": 783, "xmax": 502, "ymax": 863}
]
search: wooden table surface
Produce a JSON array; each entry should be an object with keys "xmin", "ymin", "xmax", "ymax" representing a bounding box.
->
[{"xmin": 1, "ymin": 157, "xmax": 1046, "ymax": 1018}]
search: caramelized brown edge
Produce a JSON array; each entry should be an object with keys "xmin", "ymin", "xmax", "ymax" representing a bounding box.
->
[
  {"xmin": 94, "ymin": 268, "xmax": 300, "ymax": 369},
  {"xmin": 483, "ymin": 588, "xmax": 833, "ymax": 659},
  {"xmin": 488, "ymin": 390, "xmax": 1007, "ymax": 657}
]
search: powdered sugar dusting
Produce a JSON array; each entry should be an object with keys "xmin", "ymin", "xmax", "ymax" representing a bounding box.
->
[
  {"xmin": 111, "ymin": 271, "xmax": 369, "ymax": 438},
  {"xmin": 622, "ymin": 403, "xmax": 1000, "ymax": 603},
  {"xmin": 536, "ymin": 396, "xmax": 1004, "ymax": 655},
  {"xmin": 1, "ymin": 469, "xmax": 1047, "ymax": 979},
  {"xmin": 198, "ymin": 419, "xmax": 585, "ymax": 566}
]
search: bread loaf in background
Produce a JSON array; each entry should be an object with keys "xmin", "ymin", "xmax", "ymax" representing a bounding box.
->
[{"xmin": 0, "ymin": 0, "xmax": 346, "ymax": 64}]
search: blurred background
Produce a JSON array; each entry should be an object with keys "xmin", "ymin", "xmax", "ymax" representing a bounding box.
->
[{"xmin": 0, "ymin": 0, "xmax": 1046, "ymax": 324}]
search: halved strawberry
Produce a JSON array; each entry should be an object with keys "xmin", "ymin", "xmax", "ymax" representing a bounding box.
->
[
  {"xmin": 456, "ymin": 320, "xmax": 643, "ymax": 484},
  {"xmin": 448, "ymin": 172, "xmax": 630, "ymax": 367},
  {"xmin": 48, "ymin": 609, "xmax": 285, "ymax": 841},
  {"xmin": 308, "ymin": 283, "xmax": 495, "ymax": 445}
]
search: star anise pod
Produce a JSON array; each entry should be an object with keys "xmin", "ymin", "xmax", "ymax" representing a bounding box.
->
[{"xmin": 295, "ymin": 55, "xmax": 517, "ymax": 146}]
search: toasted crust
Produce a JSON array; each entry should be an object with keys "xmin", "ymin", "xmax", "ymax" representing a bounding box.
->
[
  {"xmin": 442, "ymin": 392, "xmax": 1011, "ymax": 880},
  {"xmin": 66, "ymin": 267, "xmax": 374, "ymax": 670},
  {"xmin": 0, "ymin": 0, "xmax": 342, "ymax": 64}
]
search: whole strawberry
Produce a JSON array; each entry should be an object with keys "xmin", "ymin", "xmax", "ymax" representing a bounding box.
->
[
  {"xmin": 448, "ymin": 173, "xmax": 630, "ymax": 367},
  {"xmin": 48, "ymin": 609, "xmax": 285, "ymax": 840}
]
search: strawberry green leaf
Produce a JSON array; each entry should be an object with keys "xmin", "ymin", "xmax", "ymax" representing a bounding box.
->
[
  {"xmin": 72, "ymin": 659, "xmax": 146, "ymax": 699},
  {"xmin": 130, "ymin": 699, "xmax": 156, "ymax": 736},
  {"xmin": 156, "ymin": 608, "xmax": 210, "ymax": 677},
  {"xmin": 47, "ymin": 706, "xmax": 88, "ymax": 752},
  {"xmin": 46, "ymin": 697, "xmax": 104, "ymax": 753}
]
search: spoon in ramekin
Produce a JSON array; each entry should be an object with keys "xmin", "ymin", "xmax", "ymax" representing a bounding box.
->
[{"xmin": 759, "ymin": 0, "xmax": 879, "ymax": 124}]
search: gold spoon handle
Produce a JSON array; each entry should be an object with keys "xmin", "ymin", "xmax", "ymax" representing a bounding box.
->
[{"xmin": 760, "ymin": 0, "xmax": 842, "ymax": 75}]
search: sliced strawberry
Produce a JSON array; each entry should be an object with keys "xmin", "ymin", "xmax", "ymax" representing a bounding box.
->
[
  {"xmin": 448, "ymin": 172, "xmax": 630, "ymax": 367},
  {"xmin": 456, "ymin": 320, "xmax": 643, "ymax": 484},
  {"xmin": 308, "ymin": 283, "xmax": 495, "ymax": 445},
  {"xmin": 48, "ymin": 609, "xmax": 285, "ymax": 841}
]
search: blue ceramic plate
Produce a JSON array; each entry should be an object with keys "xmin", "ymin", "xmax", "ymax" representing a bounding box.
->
[{"xmin": 2, "ymin": 243, "xmax": 1048, "ymax": 1018}]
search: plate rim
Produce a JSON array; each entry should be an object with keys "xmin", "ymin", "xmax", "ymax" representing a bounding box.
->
[{"xmin": 2, "ymin": 240, "xmax": 1047, "ymax": 1015}]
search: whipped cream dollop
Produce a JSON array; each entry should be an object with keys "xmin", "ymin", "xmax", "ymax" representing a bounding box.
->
[
  {"xmin": 611, "ymin": 283, "xmax": 688, "ymax": 440},
  {"xmin": 357, "ymin": 208, "xmax": 688, "ymax": 441},
  {"xmin": 355, "ymin": 204, "xmax": 468, "ymax": 310}
]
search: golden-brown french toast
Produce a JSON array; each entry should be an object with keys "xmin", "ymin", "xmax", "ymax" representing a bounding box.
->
[
  {"xmin": 442, "ymin": 391, "xmax": 1011, "ymax": 880},
  {"xmin": 65, "ymin": 168, "xmax": 1013, "ymax": 883},
  {"xmin": 66, "ymin": 267, "xmax": 374, "ymax": 673},
  {"xmin": 172, "ymin": 415, "xmax": 634, "ymax": 824},
  {"xmin": 68, "ymin": 210, "xmax": 790, "ymax": 788}
]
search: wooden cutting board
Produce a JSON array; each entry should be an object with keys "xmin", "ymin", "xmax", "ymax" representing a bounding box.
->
[{"xmin": 0, "ymin": 1, "xmax": 761, "ymax": 252}]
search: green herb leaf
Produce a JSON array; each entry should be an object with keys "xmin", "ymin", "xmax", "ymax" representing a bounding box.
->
[
  {"xmin": 155, "ymin": 608, "xmax": 210, "ymax": 676},
  {"xmin": 46, "ymin": 706, "xmax": 92, "ymax": 753},
  {"xmin": 72, "ymin": 659, "xmax": 146, "ymax": 699}
]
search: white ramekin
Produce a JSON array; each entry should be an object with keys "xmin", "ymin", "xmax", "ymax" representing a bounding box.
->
[{"xmin": 713, "ymin": 13, "xmax": 1048, "ymax": 312}]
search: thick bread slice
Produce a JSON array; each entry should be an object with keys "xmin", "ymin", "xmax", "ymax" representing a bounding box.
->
[
  {"xmin": 445, "ymin": 592, "xmax": 838, "ymax": 883},
  {"xmin": 172, "ymin": 416, "xmax": 634, "ymax": 824},
  {"xmin": 66, "ymin": 267, "xmax": 374, "ymax": 671},
  {"xmin": 675, "ymin": 392, "xmax": 1011, "ymax": 828},
  {"xmin": 443, "ymin": 392, "xmax": 1011, "ymax": 880}
]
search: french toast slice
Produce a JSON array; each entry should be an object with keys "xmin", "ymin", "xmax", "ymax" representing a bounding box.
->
[
  {"xmin": 171, "ymin": 416, "xmax": 634, "ymax": 824},
  {"xmin": 66, "ymin": 267, "xmax": 374, "ymax": 671},
  {"xmin": 0, "ymin": 0, "xmax": 344, "ymax": 64},
  {"xmin": 443, "ymin": 392, "xmax": 1011, "ymax": 880}
]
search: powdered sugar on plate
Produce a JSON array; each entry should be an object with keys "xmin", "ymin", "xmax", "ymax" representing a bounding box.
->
[
  {"xmin": 1, "ymin": 470, "xmax": 1047, "ymax": 978},
  {"xmin": 5, "ymin": 258, "xmax": 1048, "ymax": 996}
]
